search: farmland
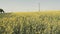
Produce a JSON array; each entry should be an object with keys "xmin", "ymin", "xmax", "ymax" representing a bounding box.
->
[{"xmin": 0, "ymin": 11, "xmax": 60, "ymax": 34}]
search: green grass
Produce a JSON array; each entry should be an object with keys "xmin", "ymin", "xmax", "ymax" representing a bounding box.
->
[{"xmin": 0, "ymin": 12, "xmax": 60, "ymax": 34}]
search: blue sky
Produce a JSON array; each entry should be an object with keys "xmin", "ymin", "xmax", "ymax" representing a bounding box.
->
[{"xmin": 0, "ymin": 0, "xmax": 60, "ymax": 12}]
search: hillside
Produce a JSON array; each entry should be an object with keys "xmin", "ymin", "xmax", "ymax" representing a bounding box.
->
[{"xmin": 0, "ymin": 12, "xmax": 60, "ymax": 34}]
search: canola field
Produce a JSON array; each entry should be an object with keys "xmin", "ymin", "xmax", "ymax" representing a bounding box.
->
[{"xmin": 0, "ymin": 12, "xmax": 60, "ymax": 34}]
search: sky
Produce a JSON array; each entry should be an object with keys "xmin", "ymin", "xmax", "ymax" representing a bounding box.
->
[{"xmin": 0, "ymin": 0, "xmax": 60, "ymax": 12}]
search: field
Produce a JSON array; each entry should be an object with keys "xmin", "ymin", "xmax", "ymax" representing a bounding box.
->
[{"xmin": 0, "ymin": 11, "xmax": 60, "ymax": 34}]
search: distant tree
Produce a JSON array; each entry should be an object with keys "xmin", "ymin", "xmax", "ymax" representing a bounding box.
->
[{"xmin": 0, "ymin": 8, "xmax": 5, "ymax": 13}]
